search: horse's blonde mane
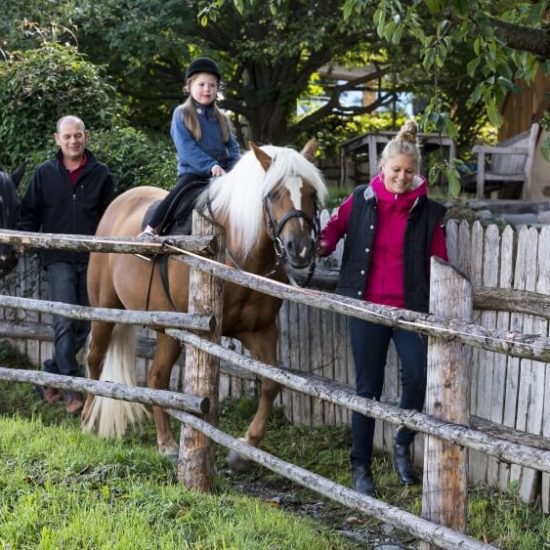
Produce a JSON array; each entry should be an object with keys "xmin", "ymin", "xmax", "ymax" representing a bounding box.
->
[{"xmin": 197, "ymin": 145, "xmax": 327, "ymax": 259}]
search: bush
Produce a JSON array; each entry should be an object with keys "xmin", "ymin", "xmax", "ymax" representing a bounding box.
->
[
  {"xmin": 0, "ymin": 42, "xmax": 120, "ymax": 170},
  {"xmin": 91, "ymin": 127, "xmax": 176, "ymax": 195}
]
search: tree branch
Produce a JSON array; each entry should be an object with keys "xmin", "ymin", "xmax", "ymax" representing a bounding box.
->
[
  {"xmin": 291, "ymin": 92, "xmax": 396, "ymax": 135},
  {"xmin": 489, "ymin": 17, "xmax": 550, "ymax": 58}
]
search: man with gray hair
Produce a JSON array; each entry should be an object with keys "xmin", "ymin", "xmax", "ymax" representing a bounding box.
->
[{"xmin": 19, "ymin": 115, "xmax": 114, "ymax": 415}]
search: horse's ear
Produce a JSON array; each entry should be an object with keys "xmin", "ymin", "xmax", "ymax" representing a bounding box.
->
[
  {"xmin": 300, "ymin": 138, "xmax": 317, "ymax": 161},
  {"xmin": 11, "ymin": 163, "xmax": 25, "ymax": 188},
  {"xmin": 249, "ymin": 142, "xmax": 272, "ymax": 171}
]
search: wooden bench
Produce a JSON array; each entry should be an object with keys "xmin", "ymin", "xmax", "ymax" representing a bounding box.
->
[{"xmin": 473, "ymin": 123, "xmax": 540, "ymax": 199}]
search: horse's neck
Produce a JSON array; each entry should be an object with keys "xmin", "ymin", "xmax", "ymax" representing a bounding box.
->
[{"xmin": 227, "ymin": 229, "xmax": 277, "ymax": 276}]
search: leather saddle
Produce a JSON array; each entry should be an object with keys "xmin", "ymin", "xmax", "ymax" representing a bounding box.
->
[
  {"xmin": 140, "ymin": 178, "xmax": 210, "ymax": 310},
  {"xmin": 142, "ymin": 178, "xmax": 209, "ymax": 237}
]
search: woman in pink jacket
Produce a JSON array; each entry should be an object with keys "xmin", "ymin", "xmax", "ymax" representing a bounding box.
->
[{"xmin": 319, "ymin": 120, "xmax": 447, "ymax": 497}]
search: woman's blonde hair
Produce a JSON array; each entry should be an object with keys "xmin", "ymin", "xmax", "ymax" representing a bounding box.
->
[
  {"xmin": 380, "ymin": 119, "xmax": 421, "ymax": 168},
  {"xmin": 180, "ymin": 75, "xmax": 232, "ymax": 143}
]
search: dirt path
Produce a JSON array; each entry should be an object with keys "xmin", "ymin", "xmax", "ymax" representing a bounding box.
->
[{"xmin": 220, "ymin": 467, "xmax": 417, "ymax": 549}]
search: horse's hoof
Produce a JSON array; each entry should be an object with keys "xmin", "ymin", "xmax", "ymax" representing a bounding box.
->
[{"xmin": 227, "ymin": 448, "xmax": 253, "ymax": 473}]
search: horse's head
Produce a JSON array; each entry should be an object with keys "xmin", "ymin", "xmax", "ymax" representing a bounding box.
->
[
  {"xmin": 0, "ymin": 163, "xmax": 24, "ymax": 277},
  {"xmin": 251, "ymin": 141, "xmax": 327, "ymax": 273}
]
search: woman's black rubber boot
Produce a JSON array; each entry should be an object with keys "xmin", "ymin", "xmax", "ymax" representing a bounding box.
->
[
  {"xmin": 351, "ymin": 465, "xmax": 376, "ymax": 496},
  {"xmin": 393, "ymin": 443, "xmax": 420, "ymax": 485}
]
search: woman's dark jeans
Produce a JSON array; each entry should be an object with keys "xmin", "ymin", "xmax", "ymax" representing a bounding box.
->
[{"xmin": 349, "ymin": 317, "xmax": 428, "ymax": 467}]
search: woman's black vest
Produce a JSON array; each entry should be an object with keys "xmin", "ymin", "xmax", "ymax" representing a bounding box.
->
[{"xmin": 335, "ymin": 184, "xmax": 446, "ymax": 313}]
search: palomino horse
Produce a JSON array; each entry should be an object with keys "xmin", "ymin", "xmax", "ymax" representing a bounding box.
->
[
  {"xmin": 82, "ymin": 142, "xmax": 327, "ymax": 465},
  {"xmin": 0, "ymin": 164, "xmax": 25, "ymax": 277}
]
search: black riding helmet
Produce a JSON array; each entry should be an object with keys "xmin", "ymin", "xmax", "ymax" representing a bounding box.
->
[{"xmin": 185, "ymin": 57, "xmax": 221, "ymax": 82}]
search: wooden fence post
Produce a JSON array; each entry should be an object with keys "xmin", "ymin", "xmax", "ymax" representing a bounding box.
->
[
  {"xmin": 178, "ymin": 211, "xmax": 224, "ymax": 490},
  {"xmin": 420, "ymin": 258, "xmax": 473, "ymax": 549}
]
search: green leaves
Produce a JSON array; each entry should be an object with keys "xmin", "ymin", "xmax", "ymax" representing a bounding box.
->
[
  {"xmin": 373, "ymin": 2, "xmax": 406, "ymax": 44},
  {"xmin": 467, "ymin": 57, "xmax": 481, "ymax": 77},
  {"xmin": 424, "ymin": 0, "xmax": 446, "ymax": 14},
  {"xmin": 91, "ymin": 127, "xmax": 176, "ymax": 195},
  {"xmin": 485, "ymin": 99, "xmax": 502, "ymax": 127},
  {"xmin": 428, "ymin": 158, "xmax": 466, "ymax": 197},
  {"xmin": 0, "ymin": 43, "xmax": 120, "ymax": 170}
]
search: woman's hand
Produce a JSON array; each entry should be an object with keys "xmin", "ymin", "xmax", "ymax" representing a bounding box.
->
[{"xmin": 317, "ymin": 241, "xmax": 328, "ymax": 257}]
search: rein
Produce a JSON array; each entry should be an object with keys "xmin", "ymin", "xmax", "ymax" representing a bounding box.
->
[{"xmin": 203, "ymin": 193, "xmax": 281, "ymax": 279}]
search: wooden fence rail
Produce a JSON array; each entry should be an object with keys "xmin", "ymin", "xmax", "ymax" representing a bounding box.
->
[
  {"xmin": 3, "ymin": 315, "xmax": 548, "ymax": 474},
  {"xmin": 171, "ymin": 245, "xmax": 550, "ymax": 362},
  {"xmin": 0, "ymin": 228, "xmax": 217, "ymax": 256},
  {"xmin": 0, "ymin": 366, "xmax": 208, "ymax": 415},
  {"xmin": 168, "ymin": 408, "xmax": 496, "ymax": 550},
  {"xmin": 0, "ymin": 294, "xmax": 214, "ymax": 332},
  {"xmin": 7, "ymin": 231, "xmax": 550, "ymax": 361}
]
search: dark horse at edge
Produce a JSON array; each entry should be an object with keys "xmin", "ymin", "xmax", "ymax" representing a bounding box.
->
[{"xmin": 0, "ymin": 164, "xmax": 25, "ymax": 277}]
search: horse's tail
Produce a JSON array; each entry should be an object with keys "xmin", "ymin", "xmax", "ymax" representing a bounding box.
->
[{"xmin": 81, "ymin": 324, "xmax": 150, "ymax": 438}]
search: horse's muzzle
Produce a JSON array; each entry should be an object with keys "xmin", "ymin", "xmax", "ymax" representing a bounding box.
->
[{"xmin": 285, "ymin": 237, "xmax": 316, "ymax": 269}]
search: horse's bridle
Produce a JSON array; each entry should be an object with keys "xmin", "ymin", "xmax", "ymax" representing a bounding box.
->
[
  {"xmin": 203, "ymin": 189, "xmax": 321, "ymax": 287},
  {"xmin": 262, "ymin": 193, "xmax": 321, "ymax": 287}
]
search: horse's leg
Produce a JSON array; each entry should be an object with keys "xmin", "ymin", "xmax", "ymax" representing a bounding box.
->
[
  {"xmin": 227, "ymin": 323, "xmax": 281, "ymax": 472},
  {"xmin": 149, "ymin": 332, "xmax": 183, "ymax": 458},
  {"xmin": 81, "ymin": 320, "xmax": 115, "ymax": 422}
]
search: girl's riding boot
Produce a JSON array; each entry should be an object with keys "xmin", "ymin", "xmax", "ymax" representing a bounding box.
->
[
  {"xmin": 136, "ymin": 225, "xmax": 158, "ymax": 241},
  {"xmin": 393, "ymin": 443, "xmax": 419, "ymax": 485},
  {"xmin": 351, "ymin": 464, "xmax": 376, "ymax": 497}
]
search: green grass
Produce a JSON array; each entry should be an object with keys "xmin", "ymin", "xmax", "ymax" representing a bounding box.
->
[
  {"xmin": 0, "ymin": 343, "xmax": 359, "ymax": 550},
  {"xmin": 0, "ymin": 416, "xmax": 359, "ymax": 549},
  {"xmin": 1, "ymin": 343, "xmax": 549, "ymax": 549}
]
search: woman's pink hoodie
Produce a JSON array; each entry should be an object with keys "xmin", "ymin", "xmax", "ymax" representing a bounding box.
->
[{"xmin": 320, "ymin": 174, "xmax": 448, "ymax": 308}]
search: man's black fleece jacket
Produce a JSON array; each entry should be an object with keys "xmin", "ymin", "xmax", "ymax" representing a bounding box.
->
[{"xmin": 18, "ymin": 149, "xmax": 114, "ymax": 266}]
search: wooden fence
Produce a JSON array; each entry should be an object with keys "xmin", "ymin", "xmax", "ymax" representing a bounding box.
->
[
  {"xmin": 2, "ymin": 215, "xmax": 550, "ymax": 511},
  {"xmin": 0, "ymin": 217, "xmax": 550, "ymax": 548},
  {"xmin": 277, "ymin": 213, "xmax": 550, "ymax": 511}
]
